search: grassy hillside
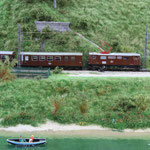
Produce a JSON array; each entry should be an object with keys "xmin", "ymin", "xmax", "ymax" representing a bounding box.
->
[
  {"xmin": 0, "ymin": 0, "xmax": 150, "ymax": 64},
  {"xmin": 0, "ymin": 75, "xmax": 150, "ymax": 129}
]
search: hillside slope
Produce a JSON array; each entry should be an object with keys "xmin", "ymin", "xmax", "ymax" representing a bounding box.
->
[{"xmin": 0, "ymin": 0, "xmax": 150, "ymax": 64}]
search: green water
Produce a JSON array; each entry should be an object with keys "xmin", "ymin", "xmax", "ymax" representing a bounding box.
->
[{"xmin": 1, "ymin": 136, "xmax": 150, "ymax": 150}]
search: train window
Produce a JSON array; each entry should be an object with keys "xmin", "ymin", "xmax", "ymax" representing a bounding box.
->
[
  {"xmin": 123, "ymin": 56, "xmax": 129, "ymax": 60},
  {"xmin": 47, "ymin": 56, "xmax": 53, "ymax": 61},
  {"xmin": 108, "ymin": 56, "xmax": 116, "ymax": 59},
  {"xmin": 31, "ymin": 56, "xmax": 38, "ymax": 61},
  {"xmin": 1, "ymin": 55, "xmax": 6, "ymax": 60},
  {"xmin": 100, "ymin": 56, "xmax": 106, "ymax": 60},
  {"xmin": 117, "ymin": 56, "xmax": 122, "ymax": 59},
  {"xmin": 64, "ymin": 56, "xmax": 68, "ymax": 61},
  {"xmin": 134, "ymin": 56, "xmax": 138, "ymax": 60},
  {"xmin": 25, "ymin": 56, "xmax": 29, "ymax": 61},
  {"xmin": 55, "ymin": 56, "xmax": 61, "ymax": 61},
  {"xmin": 102, "ymin": 61, "xmax": 106, "ymax": 64},
  {"xmin": 71, "ymin": 56, "xmax": 75, "ymax": 61},
  {"xmin": 92, "ymin": 56, "xmax": 96, "ymax": 60},
  {"xmin": 40, "ymin": 56, "xmax": 45, "ymax": 61}
]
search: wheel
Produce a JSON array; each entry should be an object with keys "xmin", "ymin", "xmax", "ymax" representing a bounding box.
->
[{"xmin": 98, "ymin": 66, "xmax": 105, "ymax": 72}]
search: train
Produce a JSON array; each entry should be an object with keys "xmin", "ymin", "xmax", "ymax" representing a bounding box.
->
[{"xmin": 0, "ymin": 51, "xmax": 141, "ymax": 71}]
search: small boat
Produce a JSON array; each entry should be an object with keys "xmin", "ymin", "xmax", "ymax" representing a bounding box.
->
[{"xmin": 7, "ymin": 138, "xmax": 46, "ymax": 146}]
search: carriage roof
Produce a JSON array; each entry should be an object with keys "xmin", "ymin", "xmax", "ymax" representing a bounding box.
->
[
  {"xmin": 20, "ymin": 52, "xmax": 83, "ymax": 56},
  {"xmin": 89, "ymin": 52, "xmax": 140, "ymax": 57}
]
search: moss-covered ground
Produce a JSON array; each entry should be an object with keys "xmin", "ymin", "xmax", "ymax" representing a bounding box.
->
[{"xmin": 0, "ymin": 75, "xmax": 150, "ymax": 130}]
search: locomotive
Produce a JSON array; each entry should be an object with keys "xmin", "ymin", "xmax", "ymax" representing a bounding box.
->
[
  {"xmin": 88, "ymin": 52, "xmax": 141, "ymax": 71},
  {"xmin": 0, "ymin": 51, "xmax": 141, "ymax": 71}
]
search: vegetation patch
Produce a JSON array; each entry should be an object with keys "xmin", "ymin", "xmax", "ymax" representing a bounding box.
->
[
  {"xmin": 0, "ymin": 0, "xmax": 150, "ymax": 66},
  {"xmin": 52, "ymin": 66, "xmax": 63, "ymax": 74},
  {"xmin": 0, "ymin": 75, "xmax": 150, "ymax": 129},
  {"xmin": 0, "ymin": 57, "xmax": 17, "ymax": 82}
]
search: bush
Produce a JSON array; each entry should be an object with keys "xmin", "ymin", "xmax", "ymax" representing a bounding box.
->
[
  {"xmin": 53, "ymin": 66, "xmax": 63, "ymax": 74},
  {"xmin": 18, "ymin": 0, "xmax": 41, "ymax": 3},
  {"xmin": 51, "ymin": 99, "xmax": 61, "ymax": 115},
  {"xmin": 57, "ymin": 0, "xmax": 74, "ymax": 7},
  {"xmin": 1, "ymin": 112, "xmax": 36, "ymax": 126},
  {"xmin": 0, "ymin": 56, "xmax": 17, "ymax": 81},
  {"xmin": 78, "ymin": 101, "xmax": 88, "ymax": 114}
]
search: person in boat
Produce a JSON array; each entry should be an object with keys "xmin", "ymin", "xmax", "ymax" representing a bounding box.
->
[
  {"xmin": 19, "ymin": 135, "xmax": 26, "ymax": 142},
  {"xmin": 29, "ymin": 135, "xmax": 34, "ymax": 143}
]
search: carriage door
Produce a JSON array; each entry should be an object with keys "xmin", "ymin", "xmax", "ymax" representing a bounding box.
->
[
  {"xmin": 64, "ymin": 56, "xmax": 69, "ymax": 66},
  {"xmin": 133, "ymin": 56, "xmax": 139, "ymax": 65}
]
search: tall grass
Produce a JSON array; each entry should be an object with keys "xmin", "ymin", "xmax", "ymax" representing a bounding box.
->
[
  {"xmin": 0, "ymin": 75, "xmax": 150, "ymax": 129},
  {"xmin": 0, "ymin": 56, "xmax": 17, "ymax": 81}
]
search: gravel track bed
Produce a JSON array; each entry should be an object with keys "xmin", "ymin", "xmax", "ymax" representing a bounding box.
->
[{"xmin": 63, "ymin": 71, "xmax": 150, "ymax": 77}]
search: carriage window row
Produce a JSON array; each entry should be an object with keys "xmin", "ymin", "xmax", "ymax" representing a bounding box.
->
[
  {"xmin": 108, "ymin": 56, "xmax": 116, "ymax": 59},
  {"xmin": 27, "ymin": 56, "xmax": 76, "ymax": 61},
  {"xmin": 99, "ymin": 56, "xmax": 128, "ymax": 60}
]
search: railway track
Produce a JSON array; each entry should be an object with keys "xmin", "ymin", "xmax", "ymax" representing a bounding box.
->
[{"xmin": 139, "ymin": 70, "xmax": 150, "ymax": 72}]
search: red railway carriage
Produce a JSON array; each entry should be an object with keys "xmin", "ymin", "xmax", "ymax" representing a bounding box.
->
[
  {"xmin": 20, "ymin": 52, "xmax": 83, "ymax": 69},
  {"xmin": 0, "ymin": 51, "xmax": 15, "ymax": 61},
  {"xmin": 88, "ymin": 52, "xmax": 141, "ymax": 71}
]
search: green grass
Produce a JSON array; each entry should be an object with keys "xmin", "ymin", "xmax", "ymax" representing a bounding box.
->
[
  {"xmin": 0, "ymin": 0, "xmax": 150, "ymax": 66},
  {"xmin": 0, "ymin": 75, "xmax": 150, "ymax": 130}
]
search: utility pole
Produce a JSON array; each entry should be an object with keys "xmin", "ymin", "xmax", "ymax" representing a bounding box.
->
[
  {"xmin": 18, "ymin": 24, "xmax": 21, "ymax": 68},
  {"xmin": 143, "ymin": 26, "xmax": 150, "ymax": 69},
  {"xmin": 143, "ymin": 26, "xmax": 148, "ymax": 69},
  {"xmin": 41, "ymin": 40, "xmax": 45, "ymax": 52},
  {"xmin": 53, "ymin": 0, "xmax": 57, "ymax": 9}
]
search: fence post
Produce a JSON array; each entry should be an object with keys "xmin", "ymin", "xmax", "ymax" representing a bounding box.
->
[
  {"xmin": 41, "ymin": 40, "xmax": 45, "ymax": 52},
  {"xmin": 47, "ymin": 68, "xmax": 50, "ymax": 78},
  {"xmin": 143, "ymin": 26, "xmax": 148, "ymax": 69}
]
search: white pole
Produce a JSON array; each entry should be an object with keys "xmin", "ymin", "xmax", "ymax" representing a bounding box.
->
[
  {"xmin": 143, "ymin": 26, "xmax": 148, "ymax": 69},
  {"xmin": 53, "ymin": 0, "xmax": 57, "ymax": 9},
  {"xmin": 18, "ymin": 24, "xmax": 21, "ymax": 68}
]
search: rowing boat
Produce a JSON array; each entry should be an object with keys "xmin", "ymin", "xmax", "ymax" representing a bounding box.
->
[{"xmin": 7, "ymin": 138, "xmax": 46, "ymax": 146}]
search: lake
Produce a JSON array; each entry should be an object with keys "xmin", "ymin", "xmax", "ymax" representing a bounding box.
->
[{"xmin": 1, "ymin": 136, "xmax": 150, "ymax": 150}]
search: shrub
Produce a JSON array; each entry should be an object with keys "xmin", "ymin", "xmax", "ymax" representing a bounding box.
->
[
  {"xmin": 51, "ymin": 99, "xmax": 62, "ymax": 115},
  {"xmin": 78, "ymin": 101, "xmax": 88, "ymax": 114},
  {"xmin": 0, "ymin": 56, "xmax": 17, "ymax": 81},
  {"xmin": 57, "ymin": 0, "xmax": 74, "ymax": 7},
  {"xmin": 73, "ymin": 18, "xmax": 89, "ymax": 30},
  {"xmin": 113, "ymin": 97, "xmax": 136, "ymax": 112},
  {"xmin": 19, "ymin": 0, "xmax": 34, "ymax": 3},
  {"xmin": 1, "ymin": 112, "xmax": 36, "ymax": 126},
  {"xmin": 53, "ymin": 66, "xmax": 63, "ymax": 74}
]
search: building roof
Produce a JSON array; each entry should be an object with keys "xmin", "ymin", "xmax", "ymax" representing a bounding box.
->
[
  {"xmin": 89, "ymin": 52, "xmax": 141, "ymax": 56},
  {"xmin": 0, "ymin": 51, "xmax": 14, "ymax": 55},
  {"xmin": 20, "ymin": 52, "xmax": 83, "ymax": 56},
  {"xmin": 35, "ymin": 21, "xmax": 71, "ymax": 32}
]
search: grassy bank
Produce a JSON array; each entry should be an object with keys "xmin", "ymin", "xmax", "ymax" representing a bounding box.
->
[{"xmin": 0, "ymin": 75, "xmax": 150, "ymax": 129}]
